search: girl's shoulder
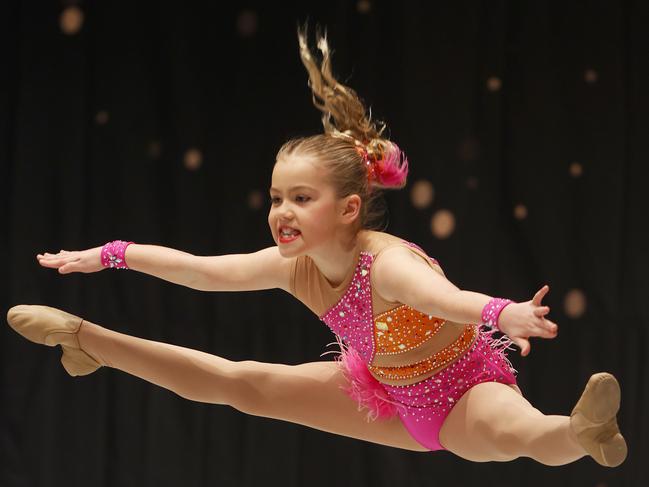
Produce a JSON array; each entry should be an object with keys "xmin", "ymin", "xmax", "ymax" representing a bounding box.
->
[
  {"xmin": 361, "ymin": 229, "xmax": 406, "ymax": 249},
  {"xmin": 363, "ymin": 230, "xmax": 444, "ymax": 275},
  {"xmin": 362, "ymin": 229, "xmax": 415, "ymax": 255}
]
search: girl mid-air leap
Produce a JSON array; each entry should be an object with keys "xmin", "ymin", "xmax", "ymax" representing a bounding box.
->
[{"xmin": 7, "ymin": 24, "xmax": 626, "ymax": 468}]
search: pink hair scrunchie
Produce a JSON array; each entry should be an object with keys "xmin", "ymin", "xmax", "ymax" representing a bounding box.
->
[
  {"xmin": 481, "ymin": 297, "xmax": 514, "ymax": 332},
  {"xmin": 101, "ymin": 240, "xmax": 134, "ymax": 269}
]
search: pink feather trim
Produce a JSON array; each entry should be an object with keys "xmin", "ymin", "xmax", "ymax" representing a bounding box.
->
[
  {"xmin": 321, "ymin": 336, "xmax": 405, "ymax": 422},
  {"xmin": 479, "ymin": 326, "xmax": 518, "ymax": 374}
]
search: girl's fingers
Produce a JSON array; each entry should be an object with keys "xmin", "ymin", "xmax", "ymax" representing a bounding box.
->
[
  {"xmin": 533, "ymin": 306, "xmax": 550, "ymax": 317},
  {"xmin": 532, "ymin": 285, "xmax": 549, "ymax": 306},
  {"xmin": 537, "ymin": 327, "xmax": 557, "ymax": 338},
  {"xmin": 512, "ymin": 337, "xmax": 531, "ymax": 357},
  {"xmin": 38, "ymin": 252, "xmax": 68, "ymax": 261},
  {"xmin": 38, "ymin": 256, "xmax": 79, "ymax": 268},
  {"xmin": 534, "ymin": 320, "xmax": 558, "ymax": 336}
]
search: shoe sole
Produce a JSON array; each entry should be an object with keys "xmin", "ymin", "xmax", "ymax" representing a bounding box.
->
[
  {"xmin": 600, "ymin": 431, "xmax": 628, "ymax": 468},
  {"xmin": 572, "ymin": 372, "xmax": 627, "ymax": 467},
  {"xmin": 587, "ymin": 372, "xmax": 620, "ymax": 423},
  {"xmin": 61, "ymin": 345, "xmax": 101, "ymax": 376}
]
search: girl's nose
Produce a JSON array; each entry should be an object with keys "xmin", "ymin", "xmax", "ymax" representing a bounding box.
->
[{"xmin": 278, "ymin": 207, "xmax": 294, "ymax": 219}]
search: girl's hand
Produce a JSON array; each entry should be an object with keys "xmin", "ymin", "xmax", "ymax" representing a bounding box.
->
[
  {"xmin": 497, "ymin": 285, "xmax": 558, "ymax": 357},
  {"xmin": 36, "ymin": 246, "xmax": 104, "ymax": 274}
]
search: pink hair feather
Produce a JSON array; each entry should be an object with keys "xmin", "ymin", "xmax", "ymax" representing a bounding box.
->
[{"xmin": 373, "ymin": 142, "xmax": 409, "ymax": 187}]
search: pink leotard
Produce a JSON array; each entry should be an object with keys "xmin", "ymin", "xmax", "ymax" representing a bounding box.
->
[{"xmin": 316, "ymin": 240, "xmax": 518, "ymax": 451}]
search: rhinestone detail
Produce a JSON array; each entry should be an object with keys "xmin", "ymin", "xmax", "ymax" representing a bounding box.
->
[
  {"xmin": 369, "ymin": 325, "xmax": 477, "ymax": 380},
  {"xmin": 373, "ymin": 304, "xmax": 445, "ymax": 355},
  {"xmin": 381, "ymin": 327, "xmax": 517, "ymax": 418},
  {"xmin": 320, "ymin": 252, "xmax": 375, "ymax": 363},
  {"xmin": 319, "ymin": 241, "xmax": 442, "ymax": 369}
]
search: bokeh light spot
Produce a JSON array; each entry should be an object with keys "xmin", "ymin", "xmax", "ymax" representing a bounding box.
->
[
  {"xmin": 410, "ymin": 180, "xmax": 434, "ymax": 209},
  {"xmin": 430, "ymin": 209, "xmax": 455, "ymax": 239}
]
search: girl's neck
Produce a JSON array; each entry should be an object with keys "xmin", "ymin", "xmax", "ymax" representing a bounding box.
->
[{"xmin": 310, "ymin": 229, "xmax": 367, "ymax": 288}]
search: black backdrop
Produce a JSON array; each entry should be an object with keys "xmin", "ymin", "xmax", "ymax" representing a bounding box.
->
[{"xmin": 2, "ymin": 1, "xmax": 648, "ymax": 486}]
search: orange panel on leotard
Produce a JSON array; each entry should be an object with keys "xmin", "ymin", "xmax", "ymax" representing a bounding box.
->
[{"xmin": 373, "ymin": 304, "xmax": 446, "ymax": 355}]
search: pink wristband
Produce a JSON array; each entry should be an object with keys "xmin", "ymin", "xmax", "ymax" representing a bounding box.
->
[
  {"xmin": 101, "ymin": 240, "xmax": 134, "ymax": 269},
  {"xmin": 481, "ymin": 297, "xmax": 514, "ymax": 331}
]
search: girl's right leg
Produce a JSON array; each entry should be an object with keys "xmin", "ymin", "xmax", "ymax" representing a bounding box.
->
[
  {"xmin": 77, "ymin": 320, "xmax": 428, "ymax": 452},
  {"xmin": 439, "ymin": 381, "xmax": 587, "ymax": 465}
]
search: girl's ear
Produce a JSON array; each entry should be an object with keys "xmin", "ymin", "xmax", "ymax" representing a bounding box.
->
[{"xmin": 340, "ymin": 194, "xmax": 361, "ymax": 223}]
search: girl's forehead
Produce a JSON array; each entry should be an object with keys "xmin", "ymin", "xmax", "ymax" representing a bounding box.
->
[{"xmin": 272, "ymin": 156, "xmax": 324, "ymax": 185}]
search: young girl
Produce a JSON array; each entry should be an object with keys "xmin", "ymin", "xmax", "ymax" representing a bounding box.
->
[{"xmin": 7, "ymin": 25, "xmax": 626, "ymax": 468}]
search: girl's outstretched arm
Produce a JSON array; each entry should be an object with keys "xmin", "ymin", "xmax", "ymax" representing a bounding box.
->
[
  {"xmin": 36, "ymin": 244, "xmax": 292, "ymax": 293},
  {"xmin": 371, "ymin": 246, "xmax": 558, "ymax": 356}
]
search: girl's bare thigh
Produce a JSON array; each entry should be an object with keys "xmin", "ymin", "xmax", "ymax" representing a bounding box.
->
[
  {"xmin": 438, "ymin": 381, "xmax": 532, "ymax": 461},
  {"xmin": 231, "ymin": 360, "xmax": 429, "ymax": 452}
]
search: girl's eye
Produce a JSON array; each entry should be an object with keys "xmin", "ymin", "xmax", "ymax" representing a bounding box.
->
[{"xmin": 270, "ymin": 196, "xmax": 310, "ymax": 204}]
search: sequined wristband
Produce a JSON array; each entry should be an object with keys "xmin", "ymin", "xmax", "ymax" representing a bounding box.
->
[
  {"xmin": 101, "ymin": 240, "xmax": 134, "ymax": 269},
  {"xmin": 481, "ymin": 297, "xmax": 514, "ymax": 331}
]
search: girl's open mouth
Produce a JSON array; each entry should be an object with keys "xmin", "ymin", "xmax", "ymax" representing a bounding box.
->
[{"xmin": 279, "ymin": 231, "xmax": 301, "ymax": 243}]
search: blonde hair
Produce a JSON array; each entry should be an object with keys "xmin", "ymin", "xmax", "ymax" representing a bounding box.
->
[{"xmin": 275, "ymin": 22, "xmax": 409, "ymax": 232}]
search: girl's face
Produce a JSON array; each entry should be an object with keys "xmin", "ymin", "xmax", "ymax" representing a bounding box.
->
[{"xmin": 268, "ymin": 155, "xmax": 349, "ymax": 256}]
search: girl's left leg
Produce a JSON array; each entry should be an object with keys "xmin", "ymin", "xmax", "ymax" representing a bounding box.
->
[
  {"xmin": 76, "ymin": 320, "xmax": 428, "ymax": 452},
  {"xmin": 438, "ymin": 381, "xmax": 587, "ymax": 466},
  {"xmin": 6, "ymin": 305, "xmax": 427, "ymax": 451}
]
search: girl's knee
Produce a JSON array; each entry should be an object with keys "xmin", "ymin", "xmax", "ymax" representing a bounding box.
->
[
  {"xmin": 490, "ymin": 428, "xmax": 525, "ymax": 461},
  {"xmin": 473, "ymin": 399, "xmax": 538, "ymax": 461},
  {"xmin": 228, "ymin": 360, "xmax": 300, "ymax": 415},
  {"xmin": 486, "ymin": 410, "xmax": 546, "ymax": 461}
]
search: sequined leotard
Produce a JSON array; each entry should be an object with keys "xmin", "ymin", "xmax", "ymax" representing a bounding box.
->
[{"xmin": 290, "ymin": 232, "xmax": 517, "ymax": 451}]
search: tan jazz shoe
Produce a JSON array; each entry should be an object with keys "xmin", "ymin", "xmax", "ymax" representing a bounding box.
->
[
  {"xmin": 6, "ymin": 304, "xmax": 103, "ymax": 377},
  {"xmin": 570, "ymin": 372, "xmax": 628, "ymax": 467}
]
